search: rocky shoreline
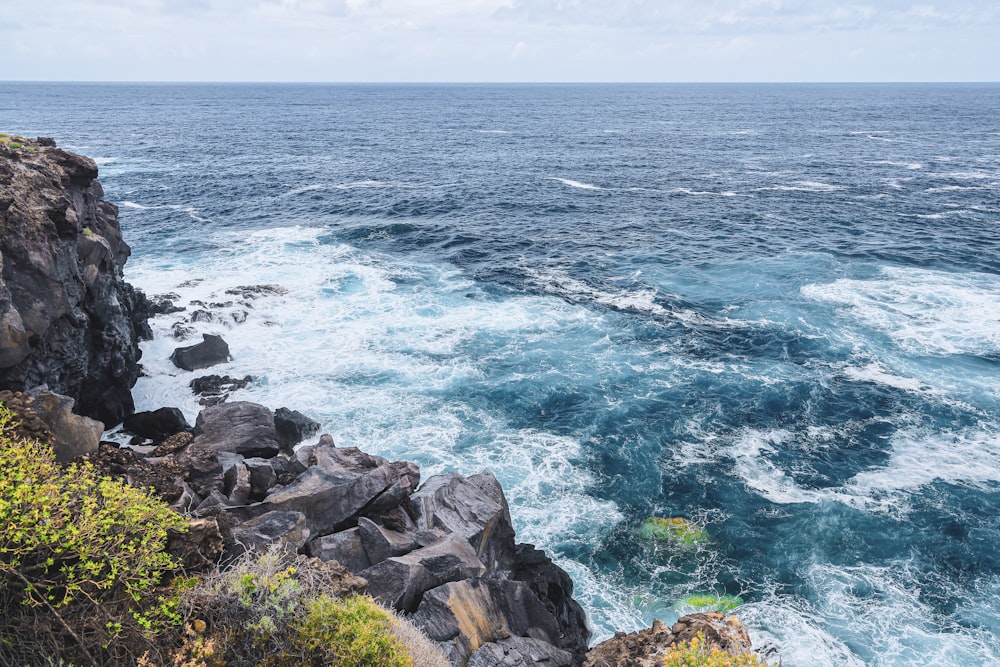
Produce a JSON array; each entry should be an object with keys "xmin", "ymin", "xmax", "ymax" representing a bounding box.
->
[{"xmin": 1, "ymin": 136, "xmax": 759, "ymax": 666}]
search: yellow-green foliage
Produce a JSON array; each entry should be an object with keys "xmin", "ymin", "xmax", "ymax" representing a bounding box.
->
[
  {"xmin": 0, "ymin": 402, "xmax": 187, "ymax": 663},
  {"xmin": 177, "ymin": 546, "xmax": 421, "ymax": 667},
  {"xmin": 277, "ymin": 595, "xmax": 414, "ymax": 667},
  {"xmin": 640, "ymin": 516, "xmax": 708, "ymax": 546},
  {"xmin": 661, "ymin": 632, "xmax": 766, "ymax": 667}
]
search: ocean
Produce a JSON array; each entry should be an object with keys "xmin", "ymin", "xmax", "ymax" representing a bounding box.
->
[{"xmin": 3, "ymin": 82, "xmax": 999, "ymax": 666}]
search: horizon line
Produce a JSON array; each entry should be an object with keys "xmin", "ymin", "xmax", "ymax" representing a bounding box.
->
[{"xmin": 3, "ymin": 80, "xmax": 999, "ymax": 86}]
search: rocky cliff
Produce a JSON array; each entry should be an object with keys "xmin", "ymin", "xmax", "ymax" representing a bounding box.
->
[{"xmin": 0, "ymin": 136, "xmax": 149, "ymax": 427}]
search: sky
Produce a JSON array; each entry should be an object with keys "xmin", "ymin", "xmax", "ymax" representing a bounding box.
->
[{"xmin": 3, "ymin": 0, "xmax": 998, "ymax": 82}]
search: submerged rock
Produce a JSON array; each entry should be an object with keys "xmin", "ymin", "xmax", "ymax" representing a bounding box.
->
[{"xmin": 123, "ymin": 406, "xmax": 191, "ymax": 443}]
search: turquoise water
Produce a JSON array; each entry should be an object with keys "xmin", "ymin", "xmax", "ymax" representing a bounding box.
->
[{"xmin": 4, "ymin": 82, "xmax": 1000, "ymax": 665}]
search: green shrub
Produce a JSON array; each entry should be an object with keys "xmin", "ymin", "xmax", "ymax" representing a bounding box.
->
[
  {"xmin": 0, "ymin": 402, "xmax": 187, "ymax": 664},
  {"xmin": 661, "ymin": 631, "xmax": 766, "ymax": 667},
  {"xmin": 175, "ymin": 546, "xmax": 444, "ymax": 667}
]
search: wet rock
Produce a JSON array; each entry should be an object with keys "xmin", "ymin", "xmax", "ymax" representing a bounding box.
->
[
  {"xmin": 149, "ymin": 293, "xmax": 184, "ymax": 315},
  {"xmin": 409, "ymin": 471, "xmax": 517, "ymax": 574},
  {"xmin": 363, "ymin": 534, "xmax": 486, "ymax": 613},
  {"xmin": 411, "ymin": 577, "xmax": 563, "ymax": 663},
  {"xmin": 171, "ymin": 321, "xmax": 196, "ymax": 340},
  {"xmin": 123, "ymin": 406, "xmax": 191, "ymax": 443},
  {"xmin": 170, "ymin": 333, "xmax": 231, "ymax": 371},
  {"xmin": 189, "ymin": 373, "xmax": 252, "ymax": 404},
  {"xmin": 273, "ymin": 407, "xmax": 321, "ymax": 451},
  {"xmin": 192, "ymin": 401, "xmax": 280, "ymax": 459},
  {"xmin": 31, "ymin": 391, "xmax": 103, "ymax": 462}
]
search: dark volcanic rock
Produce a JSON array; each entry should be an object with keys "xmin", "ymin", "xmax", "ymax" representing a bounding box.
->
[
  {"xmin": 189, "ymin": 373, "xmax": 252, "ymax": 405},
  {"xmin": 228, "ymin": 510, "xmax": 310, "ymax": 558},
  {"xmin": 412, "ymin": 577, "xmax": 565, "ymax": 663},
  {"xmin": 0, "ymin": 137, "xmax": 149, "ymax": 426},
  {"xmin": 305, "ymin": 528, "xmax": 371, "ymax": 573},
  {"xmin": 513, "ymin": 543, "xmax": 591, "ymax": 661},
  {"xmin": 170, "ymin": 333, "xmax": 231, "ymax": 371},
  {"xmin": 274, "ymin": 406, "xmax": 321, "ymax": 451},
  {"xmin": 123, "ymin": 406, "xmax": 191, "ymax": 443},
  {"xmin": 192, "ymin": 401, "xmax": 280, "ymax": 458},
  {"xmin": 409, "ymin": 472, "xmax": 517, "ymax": 575},
  {"xmin": 468, "ymin": 637, "xmax": 573, "ymax": 667}
]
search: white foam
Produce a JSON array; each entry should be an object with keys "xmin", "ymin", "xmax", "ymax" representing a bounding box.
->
[
  {"xmin": 120, "ymin": 201, "xmax": 149, "ymax": 209},
  {"xmin": 522, "ymin": 267, "xmax": 669, "ymax": 317},
  {"xmin": 549, "ymin": 177, "xmax": 601, "ymax": 190},
  {"xmin": 841, "ymin": 363, "xmax": 938, "ymax": 395},
  {"xmin": 801, "ymin": 266, "xmax": 1000, "ymax": 357},
  {"xmin": 672, "ymin": 188, "xmax": 740, "ymax": 197},
  {"xmin": 758, "ymin": 181, "xmax": 844, "ymax": 193},
  {"xmin": 283, "ymin": 183, "xmax": 325, "ymax": 196},
  {"xmin": 475, "ymin": 129, "xmax": 510, "ymax": 134},
  {"xmin": 914, "ymin": 210, "xmax": 972, "ymax": 219},
  {"xmin": 93, "ymin": 157, "xmax": 117, "ymax": 166},
  {"xmin": 869, "ymin": 160, "xmax": 922, "ymax": 170}
]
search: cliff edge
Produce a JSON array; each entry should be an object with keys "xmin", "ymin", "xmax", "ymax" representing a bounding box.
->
[{"xmin": 0, "ymin": 135, "xmax": 149, "ymax": 427}]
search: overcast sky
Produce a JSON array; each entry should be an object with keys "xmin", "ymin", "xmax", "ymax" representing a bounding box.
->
[{"xmin": 3, "ymin": 0, "xmax": 997, "ymax": 82}]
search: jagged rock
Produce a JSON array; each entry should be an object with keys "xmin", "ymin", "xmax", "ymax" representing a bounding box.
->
[
  {"xmin": 123, "ymin": 406, "xmax": 190, "ymax": 442},
  {"xmin": 512, "ymin": 543, "xmax": 591, "ymax": 661},
  {"xmin": 0, "ymin": 138, "xmax": 148, "ymax": 427},
  {"xmin": 31, "ymin": 391, "xmax": 103, "ymax": 462},
  {"xmin": 363, "ymin": 534, "xmax": 486, "ymax": 613},
  {"xmin": 171, "ymin": 321, "xmax": 196, "ymax": 340},
  {"xmin": 357, "ymin": 516, "xmax": 419, "ymax": 565},
  {"xmin": 273, "ymin": 406, "xmax": 321, "ymax": 451},
  {"xmin": 223, "ymin": 461, "xmax": 252, "ymax": 505},
  {"xmin": 363, "ymin": 459, "xmax": 421, "ymax": 516},
  {"xmin": 411, "ymin": 577, "xmax": 564, "ymax": 663},
  {"xmin": 468, "ymin": 637, "xmax": 573, "ymax": 667},
  {"xmin": 189, "ymin": 373, "xmax": 252, "ymax": 405},
  {"xmin": 245, "ymin": 457, "xmax": 278, "ymax": 501},
  {"xmin": 173, "ymin": 443, "xmax": 225, "ymax": 497},
  {"xmin": 409, "ymin": 472, "xmax": 517, "ymax": 574},
  {"xmin": 192, "ymin": 401, "xmax": 280, "ymax": 458},
  {"xmin": 170, "ymin": 333, "xmax": 231, "ymax": 371},
  {"xmin": 253, "ymin": 458, "xmax": 397, "ymax": 535},
  {"xmin": 583, "ymin": 613, "xmax": 754, "ymax": 667},
  {"xmin": 225, "ymin": 284, "xmax": 288, "ymax": 299},
  {"xmin": 305, "ymin": 528, "xmax": 371, "ymax": 573},
  {"xmin": 149, "ymin": 293, "xmax": 184, "ymax": 315},
  {"xmin": 228, "ymin": 510, "xmax": 310, "ymax": 557},
  {"xmin": 168, "ymin": 517, "xmax": 223, "ymax": 570},
  {"xmin": 195, "ymin": 490, "xmax": 232, "ymax": 515}
]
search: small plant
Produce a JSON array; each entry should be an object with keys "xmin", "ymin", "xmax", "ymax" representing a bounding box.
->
[
  {"xmin": 640, "ymin": 516, "xmax": 708, "ymax": 546},
  {"xmin": 662, "ymin": 632, "xmax": 766, "ymax": 667}
]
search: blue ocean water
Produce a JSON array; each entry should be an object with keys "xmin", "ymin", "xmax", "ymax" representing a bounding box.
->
[{"xmin": 3, "ymin": 82, "xmax": 1000, "ymax": 665}]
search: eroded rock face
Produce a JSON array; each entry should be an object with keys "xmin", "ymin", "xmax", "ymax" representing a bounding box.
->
[{"xmin": 0, "ymin": 138, "xmax": 149, "ymax": 427}]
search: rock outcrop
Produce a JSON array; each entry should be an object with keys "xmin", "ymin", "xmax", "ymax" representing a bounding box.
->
[
  {"xmin": 128, "ymin": 398, "xmax": 592, "ymax": 665},
  {"xmin": 0, "ymin": 137, "xmax": 149, "ymax": 427}
]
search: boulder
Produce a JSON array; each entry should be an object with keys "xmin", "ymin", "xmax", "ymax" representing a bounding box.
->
[
  {"xmin": 228, "ymin": 510, "xmax": 310, "ymax": 558},
  {"xmin": 305, "ymin": 527, "xmax": 371, "ymax": 573},
  {"xmin": 256, "ymin": 462, "xmax": 397, "ymax": 535},
  {"xmin": 409, "ymin": 472, "xmax": 517, "ymax": 574},
  {"xmin": 273, "ymin": 407, "xmax": 320, "ymax": 450},
  {"xmin": 31, "ymin": 391, "xmax": 103, "ymax": 463},
  {"xmin": 123, "ymin": 406, "xmax": 190, "ymax": 442},
  {"xmin": 244, "ymin": 457, "xmax": 278, "ymax": 501},
  {"xmin": 356, "ymin": 516, "xmax": 419, "ymax": 565},
  {"xmin": 223, "ymin": 461, "xmax": 252, "ymax": 506},
  {"xmin": 192, "ymin": 401, "xmax": 280, "ymax": 459},
  {"xmin": 363, "ymin": 534, "xmax": 486, "ymax": 613},
  {"xmin": 170, "ymin": 333, "xmax": 231, "ymax": 371},
  {"xmin": 411, "ymin": 577, "xmax": 564, "ymax": 663},
  {"xmin": 189, "ymin": 374, "xmax": 251, "ymax": 397},
  {"xmin": 468, "ymin": 637, "xmax": 573, "ymax": 667}
]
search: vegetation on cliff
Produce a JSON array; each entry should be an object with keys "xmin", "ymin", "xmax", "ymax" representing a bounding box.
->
[{"xmin": 0, "ymin": 402, "xmax": 187, "ymax": 664}]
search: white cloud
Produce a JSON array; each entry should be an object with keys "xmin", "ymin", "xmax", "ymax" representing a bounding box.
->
[{"xmin": 2, "ymin": 0, "xmax": 998, "ymax": 81}]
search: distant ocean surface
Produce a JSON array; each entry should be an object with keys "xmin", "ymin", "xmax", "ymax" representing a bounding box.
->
[{"xmin": 4, "ymin": 82, "xmax": 999, "ymax": 666}]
